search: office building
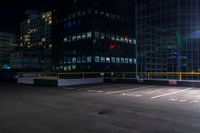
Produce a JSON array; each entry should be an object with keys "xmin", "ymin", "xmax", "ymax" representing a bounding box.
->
[
  {"xmin": 20, "ymin": 10, "xmax": 53, "ymax": 71},
  {"xmin": 0, "ymin": 32, "xmax": 18, "ymax": 69},
  {"xmin": 10, "ymin": 47, "xmax": 39, "ymax": 70},
  {"xmin": 52, "ymin": 0, "xmax": 136, "ymax": 73},
  {"xmin": 137, "ymin": 0, "xmax": 200, "ymax": 79}
]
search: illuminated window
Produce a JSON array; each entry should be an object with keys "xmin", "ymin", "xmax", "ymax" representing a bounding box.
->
[
  {"xmin": 95, "ymin": 56, "xmax": 100, "ymax": 63},
  {"xmin": 82, "ymin": 57, "xmax": 87, "ymax": 63},
  {"xmin": 82, "ymin": 33, "xmax": 86, "ymax": 39},
  {"xmin": 64, "ymin": 66, "xmax": 67, "ymax": 71},
  {"xmin": 68, "ymin": 65, "xmax": 72, "ymax": 71},
  {"xmin": 129, "ymin": 39, "xmax": 133, "ymax": 44},
  {"xmin": 121, "ymin": 58, "xmax": 125, "ymax": 63},
  {"xmin": 72, "ymin": 35, "xmax": 76, "ymax": 41},
  {"xmin": 95, "ymin": 32, "xmax": 100, "ymax": 38},
  {"xmin": 106, "ymin": 13, "xmax": 110, "ymax": 18},
  {"xmin": 72, "ymin": 65, "xmax": 76, "ymax": 70},
  {"xmin": 134, "ymin": 39, "xmax": 136, "ymax": 45},
  {"xmin": 72, "ymin": 57, "xmax": 76, "ymax": 63},
  {"xmin": 106, "ymin": 57, "xmax": 110, "ymax": 63},
  {"xmin": 125, "ymin": 58, "xmax": 129, "ymax": 64},
  {"xmin": 120, "ymin": 37, "xmax": 124, "ymax": 42},
  {"xmin": 77, "ymin": 34, "xmax": 81, "ymax": 40},
  {"xmin": 129, "ymin": 58, "xmax": 133, "ymax": 64},
  {"xmin": 48, "ymin": 20, "xmax": 52, "ymax": 25},
  {"xmin": 100, "ymin": 11, "xmax": 104, "ymax": 15},
  {"xmin": 101, "ymin": 57, "xmax": 105, "ymax": 63},
  {"xmin": 87, "ymin": 56, "xmax": 92, "ymax": 63},
  {"xmin": 125, "ymin": 38, "xmax": 129, "ymax": 43},
  {"xmin": 87, "ymin": 32, "xmax": 92, "ymax": 38},
  {"xmin": 116, "ymin": 57, "xmax": 120, "ymax": 63},
  {"xmin": 77, "ymin": 57, "xmax": 81, "ymax": 63},
  {"xmin": 116, "ymin": 36, "xmax": 120, "ymax": 41},
  {"xmin": 27, "ymin": 19, "xmax": 30, "ymax": 24},
  {"xmin": 111, "ymin": 35, "xmax": 115, "ymax": 41},
  {"xmin": 49, "ymin": 44, "xmax": 52, "ymax": 49},
  {"xmin": 64, "ymin": 37, "xmax": 68, "ymax": 42},
  {"xmin": 42, "ymin": 38, "xmax": 46, "ymax": 42},
  {"xmin": 101, "ymin": 33, "xmax": 105, "ymax": 39},
  {"xmin": 111, "ymin": 57, "xmax": 115, "ymax": 63},
  {"xmin": 42, "ymin": 14, "xmax": 45, "ymax": 19},
  {"xmin": 134, "ymin": 59, "xmax": 137, "ymax": 64}
]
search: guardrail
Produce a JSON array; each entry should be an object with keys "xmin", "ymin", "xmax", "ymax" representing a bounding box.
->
[
  {"xmin": 138, "ymin": 72, "xmax": 200, "ymax": 80},
  {"xmin": 16, "ymin": 72, "xmax": 200, "ymax": 81},
  {"xmin": 58, "ymin": 72, "xmax": 137, "ymax": 79}
]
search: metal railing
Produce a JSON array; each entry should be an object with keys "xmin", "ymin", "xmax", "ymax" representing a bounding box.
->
[{"xmin": 16, "ymin": 71, "xmax": 200, "ymax": 81}]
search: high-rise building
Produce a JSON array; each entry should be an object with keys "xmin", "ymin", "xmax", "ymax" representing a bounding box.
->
[
  {"xmin": 0, "ymin": 32, "xmax": 18, "ymax": 69},
  {"xmin": 52, "ymin": 0, "xmax": 136, "ymax": 73},
  {"xmin": 10, "ymin": 47, "xmax": 39, "ymax": 70},
  {"xmin": 20, "ymin": 10, "xmax": 54, "ymax": 71},
  {"xmin": 137, "ymin": 0, "xmax": 200, "ymax": 79}
]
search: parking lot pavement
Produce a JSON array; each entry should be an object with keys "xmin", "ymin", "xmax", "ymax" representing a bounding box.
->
[
  {"xmin": 84, "ymin": 84, "xmax": 200, "ymax": 106},
  {"xmin": 1, "ymin": 83, "xmax": 200, "ymax": 133}
]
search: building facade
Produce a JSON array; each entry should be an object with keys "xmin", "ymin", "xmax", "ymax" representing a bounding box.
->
[
  {"xmin": 137, "ymin": 0, "xmax": 200, "ymax": 79},
  {"xmin": 10, "ymin": 47, "xmax": 39, "ymax": 70},
  {"xmin": 20, "ymin": 10, "xmax": 53, "ymax": 71},
  {"xmin": 52, "ymin": 1, "xmax": 136, "ymax": 73},
  {"xmin": 0, "ymin": 32, "xmax": 18, "ymax": 69}
]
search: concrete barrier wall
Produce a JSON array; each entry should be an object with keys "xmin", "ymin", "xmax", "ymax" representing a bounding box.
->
[
  {"xmin": 104, "ymin": 78, "xmax": 200, "ymax": 88},
  {"xmin": 17, "ymin": 77, "xmax": 35, "ymax": 85},
  {"xmin": 17, "ymin": 77, "xmax": 104, "ymax": 87},
  {"xmin": 58, "ymin": 78, "xmax": 104, "ymax": 87}
]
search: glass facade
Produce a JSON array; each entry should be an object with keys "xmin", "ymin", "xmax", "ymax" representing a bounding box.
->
[
  {"xmin": 20, "ymin": 11, "xmax": 53, "ymax": 71},
  {"xmin": 53, "ymin": 6, "xmax": 136, "ymax": 73},
  {"xmin": 137, "ymin": 0, "xmax": 200, "ymax": 80}
]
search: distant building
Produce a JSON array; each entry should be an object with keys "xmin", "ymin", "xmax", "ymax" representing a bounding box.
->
[
  {"xmin": 0, "ymin": 32, "xmax": 18, "ymax": 69},
  {"xmin": 20, "ymin": 10, "xmax": 53, "ymax": 71},
  {"xmin": 52, "ymin": 1, "xmax": 136, "ymax": 73},
  {"xmin": 136, "ymin": 0, "xmax": 200, "ymax": 79},
  {"xmin": 10, "ymin": 47, "xmax": 39, "ymax": 70}
]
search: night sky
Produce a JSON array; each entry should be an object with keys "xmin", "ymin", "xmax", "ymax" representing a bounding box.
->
[
  {"xmin": 0, "ymin": 0, "xmax": 133, "ymax": 33},
  {"xmin": 0, "ymin": 0, "xmax": 57, "ymax": 32}
]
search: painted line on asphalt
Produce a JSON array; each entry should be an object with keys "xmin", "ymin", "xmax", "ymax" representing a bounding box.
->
[
  {"xmin": 122, "ymin": 93, "xmax": 142, "ymax": 97},
  {"xmin": 88, "ymin": 90, "xmax": 103, "ymax": 93},
  {"xmin": 106, "ymin": 85, "xmax": 155, "ymax": 95},
  {"xmin": 151, "ymin": 88, "xmax": 193, "ymax": 99}
]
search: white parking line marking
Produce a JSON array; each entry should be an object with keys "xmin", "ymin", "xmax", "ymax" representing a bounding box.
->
[
  {"xmin": 88, "ymin": 90, "xmax": 103, "ymax": 93},
  {"xmin": 179, "ymin": 99, "xmax": 187, "ymax": 102},
  {"xmin": 121, "ymin": 93, "xmax": 142, "ymax": 97},
  {"xmin": 151, "ymin": 88, "xmax": 193, "ymax": 99},
  {"xmin": 191, "ymin": 101, "xmax": 199, "ymax": 103},
  {"xmin": 106, "ymin": 85, "xmax": 155, "ymax": 95},
  {"xmin": 169, "ymin": 98, "xmax": 178, "ymax": 102}
]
